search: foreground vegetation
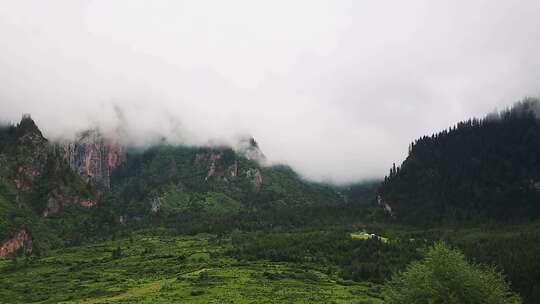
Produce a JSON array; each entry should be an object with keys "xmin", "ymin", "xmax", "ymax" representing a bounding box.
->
[
  {"xmin": 2, "ymin": 225, "xmax": 527, "ymax": 303},
  {"xmin": 0, "ymin": 229, "xmax": 384, "ymax": 304},
  {"xmin": 384, "ymin": 243, "xmax": 521, "ymax": 304}
]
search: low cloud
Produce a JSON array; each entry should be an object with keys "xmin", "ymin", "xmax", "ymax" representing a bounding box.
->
[{"xmin": 1, "ymin": 1, "xmax": 540, "ymax": 184}]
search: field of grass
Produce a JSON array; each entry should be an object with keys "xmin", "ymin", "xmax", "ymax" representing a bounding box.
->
[{"xmin": 0, "ymin": 229, "xmax": 383, "ymax": 304}]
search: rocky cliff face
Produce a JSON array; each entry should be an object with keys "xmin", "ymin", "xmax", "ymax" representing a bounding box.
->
[
  {"xmin": 53, "ymin": 129, "xmax": 126, "ymax": 190},
  {"xmin": 195, "ymin": 147, "xmax": 265, "ymax": 191},
  {"xmin": 41, "ymin": 188, "xmax": 97, "ymax": 217},
  {"xmin": 245, "ymin": 168, "xmax": 263, "ymax": 190},
  {"xmin": 0, "ymin": 230, "xmax": 32, "ymax": 260},
  {"xmin": 236, "ymin": 137, "xmax": 266, "ymax": 164}
]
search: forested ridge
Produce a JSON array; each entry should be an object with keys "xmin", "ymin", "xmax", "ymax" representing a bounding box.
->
[{"xmin": 380, "ymin": 98, "xmax": 540, "ymax": 224}]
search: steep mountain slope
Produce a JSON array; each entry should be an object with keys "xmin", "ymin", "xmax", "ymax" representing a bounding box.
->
[
  {"xmin": 0, "ymin": 116, "xmax": 96, "ymax": 215},
  {"xmin": 0, "ymin": 116, "xmax": 100, "ymax": 258},
  {"xmin": 107, "ymin": 140, "xmax": 344, "ymax": 225},
  {"xmin": 379, "ymin": 99, "xmax": 540, "ymax": 224},
  {"xmin": 0, "ymin": 116, "xmax": 354, "ymax": 258}
]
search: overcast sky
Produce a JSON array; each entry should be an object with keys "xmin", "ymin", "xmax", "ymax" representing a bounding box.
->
[{"xmin": 1, "ymin": 1, "xmax": 540, "ymax": 184}]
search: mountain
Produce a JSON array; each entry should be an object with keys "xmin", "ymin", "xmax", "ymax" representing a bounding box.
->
[
  {"xmin": 0, "ymin": 116, "xmax": 349, "ymax": 259},
  {"xmin": 379, "ymin": 99, "xmax": 540, "ymax": 225},
  {"xmin": 105, "ymin": 139, "xmax": 344, "ymax": 230},
  {"xmin": 0, "ymin": 115, "xmax": 99, "ymax": 258}
]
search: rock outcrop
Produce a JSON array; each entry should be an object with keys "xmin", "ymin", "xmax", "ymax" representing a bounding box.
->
[
  {"xmin": 0, "ymin": 230, "xmax": 32, "ymax": 260},
  {"xmin": 377, "ymin": 195, "xmax": 393, "ymax": 216},
  {"xmin": 53, "ymin": 129, "xmax": 126, "ymax": 190},
  {"xmin": 196, "ymin": 151, "xmax": 224, "ymax": 181},
  {"xmin": 236, "ymin": 137, "xmax": 266, "ymax": 163},
  {"xmin": 227, "ymin": 161, "xmax": 238, "ymax": 177},
  {"xmin": 151, "ymin": 197, "xmax": 162, "ymax": 213},
  {"xmin": 194, "ymin": 140, "xmax": 265, "ymax": 189},
  {"xmin": 246, "ymin": 168, "xmax": 263, "ymax": 190}
]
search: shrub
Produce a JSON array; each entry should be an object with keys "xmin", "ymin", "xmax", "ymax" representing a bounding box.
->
[{"xmin": 383, "ymin": 242, "xmax": 521, "ymax": 304}]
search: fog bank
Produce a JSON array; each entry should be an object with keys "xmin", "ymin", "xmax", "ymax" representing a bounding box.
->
[{"xmin": 1, "ymin": 1, "xmax": 540, "ymax": 183}]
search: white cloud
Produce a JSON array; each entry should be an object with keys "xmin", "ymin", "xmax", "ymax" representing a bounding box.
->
[{"xmin": 1, "ymin": 0, "xmax": 540, "ymax": 184}]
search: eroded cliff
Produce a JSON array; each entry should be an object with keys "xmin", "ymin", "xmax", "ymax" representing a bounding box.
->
[
  {"xmin": 0, "ymin": 230, "xmax": 32, "ymax": 260},
  {"xmin": 53, "ymin": 129, "xmax": 126, "ymax": 190}
]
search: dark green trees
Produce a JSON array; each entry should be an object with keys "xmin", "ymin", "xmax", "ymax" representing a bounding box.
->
[
  {"xmin": 380, "ymin": 98, "xmax": 540, "ymax": 224},
  {"xmin": 383, "ymin": 242, "xmax": 521, "ymax": 304}
]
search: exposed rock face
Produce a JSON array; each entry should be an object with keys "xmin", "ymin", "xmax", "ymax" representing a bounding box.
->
[
  {"xmin": 206, "ymin": 162, "xmax": 216, "ymax": 180},
  {"xmin": 80, "ymin": 199, "xmax": 97, "ymax": 207},
  {"xmin": 236, "ymin": 137, "xmax": 266, "ymax": 164},
  {"xmin": 53, "ymin": 129, "xmax": 126, "ymax": 190},
  {"xmin": 228, "ymin": 161, "xmax": 238, "ymax": 177},
  {"xmin": 43, "ymin": 195, "xmax": 61, "ymax": 216},
  {"xmin": 195, "ymin": 142, "xmax": 264, "ymax": 188},
  {"xmin": 196, "ymin": 152, "xmax": 224, "ymax": 181},
  {"xmin": 377, "ymin": 195, "xmax": 393, "ymax": 216},
  {"xmin": 246, "ymin": 168, "xmax": 263, "ymax": 190},
  {"xmin": 0, "ymin": 230, "xmax": 32, "ymax": 260},
  {"xmin": 41, "ymin": 188, "xmax": 97, "ymax": 217},
  {"xmin": 151, "ymin": 197, "xmax": 163, "ymax": 213}
]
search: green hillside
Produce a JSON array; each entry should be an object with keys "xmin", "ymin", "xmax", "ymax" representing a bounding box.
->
[
  {"xmin": 105, "ymin": 144, "xmax": 347, "ymax": 232},
  {"xmin": 380, "ymin": 99, "xmax": 540, "ymax": 224},
  {"xmin": 0, "ymin": 117, "xmax": 104, "ymax": 254}
]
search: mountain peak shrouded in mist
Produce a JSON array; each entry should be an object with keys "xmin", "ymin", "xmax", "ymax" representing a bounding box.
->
[
  {"xmin": 16, "ymin": 114, "xmax": 43, "ymax": 138},
  {"xmin": 49, "ymin": 125, "xmax": 271, "ymax": 190},
  {"xmin": 2, "ymin": 1, "xmax": 540, "ymax": 184},
  {"xmin": 235, "ymin": 136, "xmax": 267, "ymax": 164}
]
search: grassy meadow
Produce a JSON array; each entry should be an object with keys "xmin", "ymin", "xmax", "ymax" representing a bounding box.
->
[{"xmin": 0, "ymin": 229, "xmax": 383, "ymax": 304}]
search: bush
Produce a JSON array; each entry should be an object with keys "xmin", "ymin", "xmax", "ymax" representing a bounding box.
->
[{"xmin": 383, "ymin": 242, "xmax": 521, "ymax": 304}]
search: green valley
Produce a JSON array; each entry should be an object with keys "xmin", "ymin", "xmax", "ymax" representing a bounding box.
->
[{"xmin": 0, "ymin": 229, "xmax": 383, "ymax": 304}]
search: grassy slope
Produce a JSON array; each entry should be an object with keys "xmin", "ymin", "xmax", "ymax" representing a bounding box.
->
[{"xmin": 0, "ymin": 230, "xmax": 383, "ymax": 304}]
